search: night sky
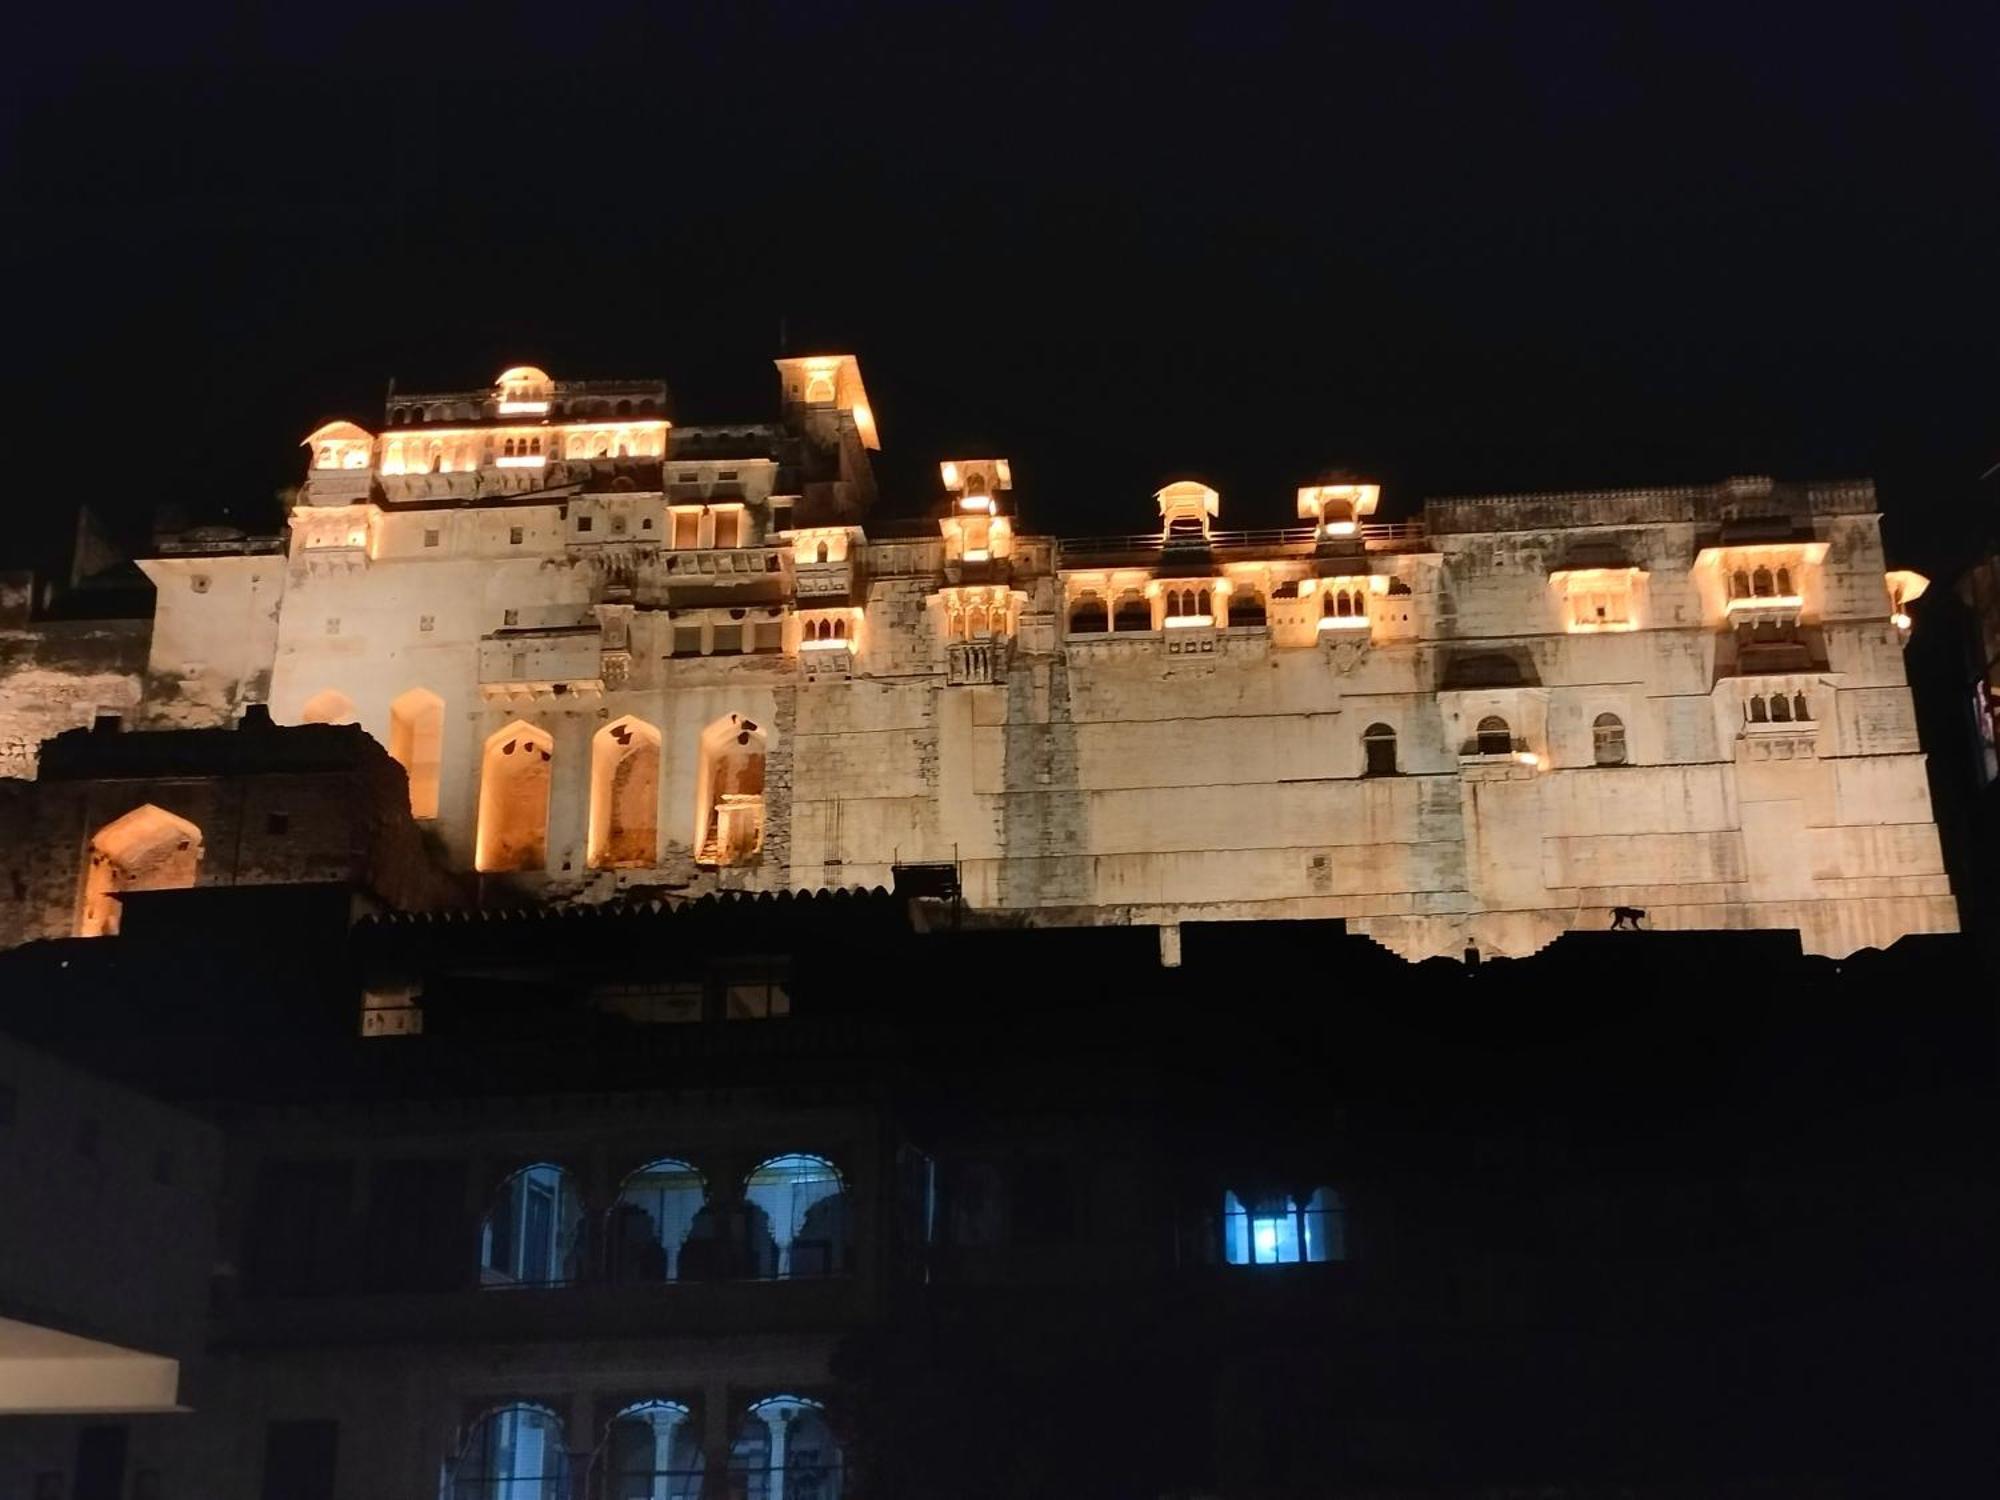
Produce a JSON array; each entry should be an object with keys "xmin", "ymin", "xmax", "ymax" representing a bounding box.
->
[{"xmin": 6, "ymin": 2, "xmax": 1997, "ymax": 573}]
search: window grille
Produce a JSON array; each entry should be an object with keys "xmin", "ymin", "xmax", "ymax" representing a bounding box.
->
[{"xmin": 1221, "ymin": 1187, "xmax": 1347, "ymax": 1265}]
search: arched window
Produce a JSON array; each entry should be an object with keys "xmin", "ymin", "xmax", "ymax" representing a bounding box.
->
[
  {"xmin": 744, "ymin": 1155, "xmax": 848, "ymax": 1279},
  {"xmin": 1592, "ymin": 712, "xmax": 1627, "ymax": 766},
  {"xmin": 1769, "ymin": 693, "xmax": 1791, "ymax": 723},
  {"xmin": 1730, "ymin": 569, "xmax": 1751, "ymax": 600},
  {"xmin": 696, "ymin": 715, "xmax": 766, "ymax": 866},
  {"xmin": 388, "ymin": 688, "xmax": 444, "ymax": 819},
  {"xmin": 450, "ymin": 1405, "xmax": 568, "ymax": 1500},
  {"xmin": 607, "ymin": 1160, "xmax": 706, "ymax": 1284},
  {"xmin": 600, "ymin": 1401, "xmax": 702, "ymax": 1500},
  {"xmin": 1752, "ymin": 566, "xmax": 1775, "ymax": 598},
  {"xmin": 1793, "ymin": 691, "xmax": 1811, "ymax": 722},
  {"xmin": 1112, "ymin": 591, "xmax": 1151, "ymax": 632},
  {"xmin": 1222, "ymin": 1187, "xmax": 1347, "ymax": 1265},
  {"xmin": 1362, "ymin": 723, "xmax": 1397, "ymax": 777},
  {"xmin": 1775, "ymin": 566, "xmax": 1793, "ymax": 596},
  {"xmin": 1227, "ymin": 589, "xmax": 1266, "ymax": 628},
  {"xmin": 966, "ymin": 605, "xmax": 989, "ymax": 639},
  {"xmin": 477, "ymin": 722, "xmax": 554, "ymax": 873},
  {"xmin": 479, "ymin": 1164, "xmax": 582, "ymax": 1288},
  {"xmin": 79, "ymin": 804, "xmax": 203, "ymax": 937},
  {"xmin": 1475, "ymin": 715, "xmax": 1512, "ymax": 755},
  {"xmin": 728, "ymin": 1397, "xmax": 842, "ymax": 1500},
  {"xmin": 814, "ymin": 541, "xmax": 829, "ymax": 564},
  {"xmin": 1748, "ymin": 696, "xmax": 1768, "ymax": 723},
  {"xmin": 299, "ymin": 688, "xmax": 356, "ymax": 726},
  {"xmin": 1068, "ymin": 592, "xmax": 1107, "ymax": 636},
  {"xmin": 589, "ymin": 717, "xmax": 661, "ymax": 869}
]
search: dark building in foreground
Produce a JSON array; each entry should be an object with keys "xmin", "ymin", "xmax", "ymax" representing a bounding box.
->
[{"xmin": 0, "ymin": 824, "xmax": 1993, "ymax": 1497}]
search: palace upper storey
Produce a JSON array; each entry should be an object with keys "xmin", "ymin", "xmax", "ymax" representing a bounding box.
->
[{"xmin": 0, "ymin": 358, "xmax": 1956, "ymax": 959}]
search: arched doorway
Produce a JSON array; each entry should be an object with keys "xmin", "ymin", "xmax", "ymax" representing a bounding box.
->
[
  {"xmin": 589, "ymin": 717, "xmax": 661, "ymax": 869},
  {"xmin": 477, "ymin": 722, "xmax": 554, "ymax": 873},
  {"xmin": 299, "ymin": 688, "xmax": 357, "ymax": 726},
  {"xmin": 694, "ymin": 715, "xmax": 766, "ymax": 866},
  {"xmin": 388, "ymin": 688, "xmax": 444, "ymax": 819},
  {"xmin": 79, "ymin": 804, "xmax": 204, "ymax": 936}
]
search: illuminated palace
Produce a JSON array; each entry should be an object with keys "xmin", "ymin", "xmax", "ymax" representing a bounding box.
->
[{"xmin": 0, "ymin": 358, "xmax": 1956, "ymax": 958}]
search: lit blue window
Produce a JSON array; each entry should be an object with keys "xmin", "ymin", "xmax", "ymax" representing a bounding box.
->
[
  {"xmin": 1222, "ymin": 1186, "xmax": 1347, "ymax": 1265},
  {"xmin": 607, "ymin": 1159, "xmax": 707, "ymax": 1284},
  {"xmin": 449, "ymin": 1403, "xmax": 567, "ymax": 1500},
  {"xmin": 602, "ymin": 1399, "xmax": 703, "ymax": 1500},
  {"xmin": 480, "ymin": 1164, "xmax": 583, "ymax": 1287},
  {"xmin": 743, "ymin": 1154, "xmax": 849, "ymax": 1279},
  {"xmin": 729, "ymin": 1395, "xmax": 842, "ymax": 1500}
]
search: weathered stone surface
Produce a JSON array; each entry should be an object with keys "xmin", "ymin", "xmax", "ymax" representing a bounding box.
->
[{"xmin": 0, "ymin": 366, "xmax": 1955, "ymax": 959}]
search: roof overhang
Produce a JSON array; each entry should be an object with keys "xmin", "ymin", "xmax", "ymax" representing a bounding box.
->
[{"xmin": 0, "ymin": 1317, "xmax": 184, "ymax": 1415}]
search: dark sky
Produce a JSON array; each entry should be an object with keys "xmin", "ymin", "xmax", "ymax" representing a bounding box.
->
[{"xmin": 6, "ymin": 2, "xmax": 1997, "ymax": 573}]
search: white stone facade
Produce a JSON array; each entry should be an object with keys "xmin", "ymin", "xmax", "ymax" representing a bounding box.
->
[{"xmin": 19, "ymin": 362, "xmax": 1958, "ymax": 958}]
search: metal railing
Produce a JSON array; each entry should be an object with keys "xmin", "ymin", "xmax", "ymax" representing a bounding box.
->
[{"xmin": 1056, "ymin": 520, "xmax": 1424, "ymax": 561}]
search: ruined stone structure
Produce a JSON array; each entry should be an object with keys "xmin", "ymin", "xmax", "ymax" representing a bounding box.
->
[{"xmin": 0, "ymin": 359, "xmax": 1956, "ymax": 957}]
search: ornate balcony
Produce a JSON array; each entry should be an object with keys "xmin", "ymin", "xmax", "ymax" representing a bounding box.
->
[{"xmin": 946, "ymin": 639, "xmax": 1012, "ymax": 685}]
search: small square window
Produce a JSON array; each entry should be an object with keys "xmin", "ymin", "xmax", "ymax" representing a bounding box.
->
[
  {"xmin": 509, "ymin": 526, "xmax": 524, "ymax": 545},
  {"xmin": 593, "ymin": 983, "xmax": 704, "ymax": 1025},
  {"xmin": 503, "ymin": 609, "xmax": 520, "ymax": 627},
  {"xmin": 423, "ymin": 528, "xmax": 440, "ymax": 548},
  {"xmin": 265, "ymin": 812, "xmax": 290, "ymax": 836},
  {"xmin": 673, "ymin": 626, "xmax": 705, "ymax": 657},
  {"xmin": 325, "ymin": 618, "xmax": 340, "ymax": 636},
  {"xmin": 577, "ymin": 515, "xmax": 594, "ymax": 534},
  {"xmin": 724, "ymin": 976, "xmax": 791, "ymax": 1020},
  {"xmin": 419, "ymin": 614, "xmax": 435, "ymax": 633},
  {"xmin": 641, "ymin": 517, "xmax": 653, "ymax": 530},
  {"xmin": 711, "ymin": 624, "xmax": 742, "ymax": 655}
]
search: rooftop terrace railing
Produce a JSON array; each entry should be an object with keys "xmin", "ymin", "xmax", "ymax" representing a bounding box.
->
[{"xmin": 1056, "ymin": 520, "xmax": 1424, "ymax": 561}]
